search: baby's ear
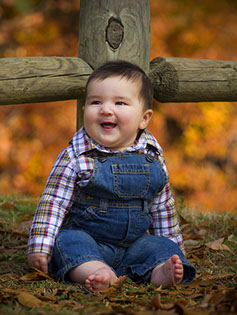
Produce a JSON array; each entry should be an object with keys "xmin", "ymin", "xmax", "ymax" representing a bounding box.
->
[{"xmin": 139, "ymin": 109, "xmax": 153, "ymax": 129}]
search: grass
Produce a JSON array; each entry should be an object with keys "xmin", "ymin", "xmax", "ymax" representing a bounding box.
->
[{"xmin": 0, "ymin": 194, "xmax": 236, "ymax": 314}]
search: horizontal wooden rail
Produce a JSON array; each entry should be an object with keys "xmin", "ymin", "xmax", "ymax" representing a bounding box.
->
[
  {"xmin": 0, "ymin": 56, "xmax": 236, "ymax": 105},
  {"xmin": 149, "ymin": 57, "xmax": 237, "ymax": 102},
  {"xmin": 0, "ymin": 57, "xmax": 92, "ymax": 105}
]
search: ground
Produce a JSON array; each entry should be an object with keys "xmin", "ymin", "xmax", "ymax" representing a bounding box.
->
[{"xmin": 0, "ymin": 195, "xmax": 236, "ymax": 314}]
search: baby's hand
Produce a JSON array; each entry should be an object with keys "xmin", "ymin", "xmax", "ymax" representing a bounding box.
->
[{"xmin": 27, "ymin": 253, "xmax": 52, "ymax": 274}]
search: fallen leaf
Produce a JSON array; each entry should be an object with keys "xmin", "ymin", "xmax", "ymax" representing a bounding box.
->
[
  {"xmin": 18, "ymin": 292, "xmax": 46, "ymax": 308},
  {"xmin": 11, "ymin": 244, "xmax": 27, "ymax": 249},
  {"xmin": 19, "ymin": 272, "xmax": 47, "ymax": 281},
  {"xmin": 205, "ymin": 237, "xmax": 231, "ymax": 251},
  {"xmin": 150, "ymin": 293, "xmax": 175, "ymax": 310},
  {"xmin": 19, "ymin": 268, "xmax": 53, "ymax": 281},
  {"xmin": 111, "ymin": 275, "xmax": 127, "ymax": 289},
  {"xmin": 32, "ymin": 267, "xmax": 54, "ymax": 279},
  {"xmin": 208, "ymin": 272, "xmax": 235, "ymax": 280},
  {"xmin": 2, "ymin": 288, "xmax": 27, "ymax": 295},
  {"xmin": 191, "ymin": 253, "xmax": 202, "ymax": 262},
  {"xmin": 150, "ymin": 293, "xmax": 163, "ymax": 310},
  {"xmin": 0, "ymin": 273, "xmax": 18, "ymax": 279},
  {"xmin": 208, "ymin": 290, "xmax": 226, "ymax": 305}
]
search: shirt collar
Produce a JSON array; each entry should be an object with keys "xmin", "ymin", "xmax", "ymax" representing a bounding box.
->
[
  {"xmin": 136, "ymin": 129, "xmax": 163, "ymax": 153},
  {"xmin": 70, "ymin": 127, "xmax": 162, "ymax": 157}
]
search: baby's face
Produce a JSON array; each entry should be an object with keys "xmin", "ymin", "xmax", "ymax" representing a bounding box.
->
[{"xmin": 83, "ymin": 76, "xmax": 153, "ymax": 151}]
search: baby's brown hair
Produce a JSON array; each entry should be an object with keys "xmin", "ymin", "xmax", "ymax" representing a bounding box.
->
[{"xmin": 85, "ymin": 60, "xmax": 153, "ymax": 110}]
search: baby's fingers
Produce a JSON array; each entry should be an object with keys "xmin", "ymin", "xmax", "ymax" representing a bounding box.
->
[
  {"xmin": 27, "ymin": 254, "xmax": 49, "ymax": 274},
  {"xmin": 39, "ymin": 257, "xmax": 49, "ymax": 274}
]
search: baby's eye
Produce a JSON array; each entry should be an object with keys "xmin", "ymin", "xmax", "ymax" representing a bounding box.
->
[
  {"xmin": 116, "ymin": 101, "xmax": 126, "ymax": 106},
  {"xmin": 91, "ymin": 100, "xmax": 101, "ymax": 105}
]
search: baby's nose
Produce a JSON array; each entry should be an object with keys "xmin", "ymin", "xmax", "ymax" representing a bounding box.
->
[{"xmin": 100, "ymin": 103, "xmax": 113, "ymax": 114}]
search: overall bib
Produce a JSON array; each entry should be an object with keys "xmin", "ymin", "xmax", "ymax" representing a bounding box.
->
[{"xmin": 51, "ymin": 150, "xmax": 196, "ymax": 283}]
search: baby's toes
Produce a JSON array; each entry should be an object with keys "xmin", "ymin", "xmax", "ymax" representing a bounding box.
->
[{"xmin": 87, "ymin": 274, "xmax": 96, "ymax": 282}]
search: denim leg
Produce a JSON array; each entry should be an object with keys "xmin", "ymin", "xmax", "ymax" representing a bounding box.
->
[
  {"xmin": 50, "ymin": 228, "xmax": 111, "ymax": 282},
  {"xmin": 116, "ymin": 234, "xmax": 196, "ymax": 284}
]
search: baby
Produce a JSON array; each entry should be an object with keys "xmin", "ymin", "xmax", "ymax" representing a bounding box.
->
[{"xmin": 27, "ymin": 60, "xmax": 196, "ymax": 290}]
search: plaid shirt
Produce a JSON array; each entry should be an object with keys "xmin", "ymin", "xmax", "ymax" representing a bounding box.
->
[{"xmin": 27, "ymin": 127, "xmax": 184, "ymax": 256}]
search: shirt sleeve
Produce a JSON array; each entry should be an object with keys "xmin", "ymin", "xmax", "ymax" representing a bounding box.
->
[
  {"xmin": 149, "ymin": 155, "xmax": 184, "ymax": 252},
  {"xmin": 26, "ymin": 149, "xmax": 77, "ymax": 256}
]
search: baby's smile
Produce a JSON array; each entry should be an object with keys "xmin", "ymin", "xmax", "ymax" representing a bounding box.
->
[{"xmin": 101, "ymin": 122, "xmax": 117, "ymax": 130}]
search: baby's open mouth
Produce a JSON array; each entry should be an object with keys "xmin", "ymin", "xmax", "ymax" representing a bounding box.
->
[{"xmin": 101, "ymin": 123, "xmax": 117, "ymax": 129}]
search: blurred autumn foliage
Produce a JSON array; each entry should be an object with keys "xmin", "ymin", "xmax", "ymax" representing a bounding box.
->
[{"xmin": 0, "ymin": 0, "xmax": 236, "ymax": 212}]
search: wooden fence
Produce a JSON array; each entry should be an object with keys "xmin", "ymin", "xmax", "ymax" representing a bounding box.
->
[{"xmin": 0, "ymin": 0, "xmax": 236, "ymax": 129}]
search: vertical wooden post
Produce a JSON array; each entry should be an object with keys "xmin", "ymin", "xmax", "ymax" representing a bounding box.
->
[{"xmin": 77, "ymin": 0, "xmax": 151, "ymax": 129}]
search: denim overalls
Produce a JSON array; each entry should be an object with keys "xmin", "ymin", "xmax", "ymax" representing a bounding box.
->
[{"xmin": 51, "ymin": 149, "xmax": 196, "ymax": 283}]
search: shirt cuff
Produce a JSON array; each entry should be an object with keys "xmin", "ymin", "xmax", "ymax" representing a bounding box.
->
[{"xmin": 26, "ymin": 236, "xmax": 55, "ymax": 256}]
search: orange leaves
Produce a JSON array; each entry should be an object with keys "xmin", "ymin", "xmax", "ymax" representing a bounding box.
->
[
  {"xmin": 0, "ymin": 0, "xmax": 237, "ymax": 213},
  {"xmin": 150, "ymin": 100, "xmax": 237, "ymax": 212},
  {"xmin": 183, "ymin": 102, "xmax": 233, "ymax": 160}
]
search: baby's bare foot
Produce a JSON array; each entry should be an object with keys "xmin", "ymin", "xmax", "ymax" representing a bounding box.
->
[
  {"xmin": 150, "ymin": 254, "xmax": 183, "ymax": 287},
  {"xmin": 85, "ymin": 267, "xmax": 117, "ymax": 291}
]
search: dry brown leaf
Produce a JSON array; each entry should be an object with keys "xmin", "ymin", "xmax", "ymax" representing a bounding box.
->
[
  {"xmin": 150, "ymin": 293, "xmax": 175, "ymax": 310},
  {"xmin": 191, "ymin": 253, "xmax": 201, "ymax": 262},
  {"xmin": 97, "ymin": 275, "xmax": 127, "ymax": 293},
  {"xmin": 19, "ymin": 272, "xmax": 47, "ymax": 281},
  {"xmin": 19, "ymin": 268, "xmax": 53, "ymax": 281},
  {"xmin": 32, "ymin": 267, "xmax": 54, "ymax": 279},
  {"xmin": 111, "ymin": 275, "xmax": 127, "ymax": 289},
  {"xmin": 2, "ymin": 288, "xmax": 27, "ymax": 295},
  {"xmin": 18, "ymin": 292, "xmax": 46, "ymax": 308},
  {"xmin": 174, "ymin": 300, "xmax": 189, "ymax": 314},
  {"xmin": 11, "ymin": 244, "xmax": 27, "ymax": 249},
  {"xmin": 150, "ymin": 293, "xmax": 163, "ymax": 310},
  {"xmin": 205, "ymin": 236, "xmax": 232, "ymax": 251},
  {"xmin": 0, "ymin": 273, "xmax": 18, "ymax": 279},
  {"xmin": 208, "ymin": 272, "xmax": 235, "ymax": 280},
  {"xmin": 208, "ymin": 290, "xmax": 226, "ymax": 305},
  {"xmin": 193, "ymin": 279, "xmax": 213, "ymax": 287}
]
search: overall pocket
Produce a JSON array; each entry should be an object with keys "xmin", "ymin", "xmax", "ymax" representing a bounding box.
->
[{"xmin": 112, "ymin": 163, "xmax": 150, "ymax": 198}]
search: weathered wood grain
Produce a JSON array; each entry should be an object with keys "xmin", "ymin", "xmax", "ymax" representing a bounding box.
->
[
  {"xmin": 1, "ymin": 56, "xmax": 236, "ymax": 106},
  {"xmin": 0, "ymin": 56, "xmax": 92, "ymax": 105},
  {"xmin": 78, "ymin": 0, "xmax": 151, "ymax": 73},
  {"xmin": 76, "ymin": 0, "xmax": 151, "ymax": 128},
  {"xmin": 150, "ymin": 57, "xmax": 237, "ymax": 102}
]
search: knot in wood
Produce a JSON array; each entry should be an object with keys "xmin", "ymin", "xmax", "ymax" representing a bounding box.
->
[{"xmin": 106, "ymin": 17, "xmax": 124, "ymax": 50}]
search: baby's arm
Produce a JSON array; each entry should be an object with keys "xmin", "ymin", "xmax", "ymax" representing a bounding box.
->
[
  {"xmin": 149, "ymin": 155, "xmax": 185, "ymax": 252},
  {"xmin": 27, "ymin": 149, "xmax": 78, "ymax": 273},
  {"xmin": 27, "ymin": 253, "xmax": 52, "ymax": 274}
]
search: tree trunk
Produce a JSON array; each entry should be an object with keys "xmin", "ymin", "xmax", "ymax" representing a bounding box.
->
[
  {"xmin": 0, "ymin": 57, "xmax": 92, "ymax": 105},
  {"xmin": 150, "ymin": 57, "xmax": 237, "ymax": 102}
]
